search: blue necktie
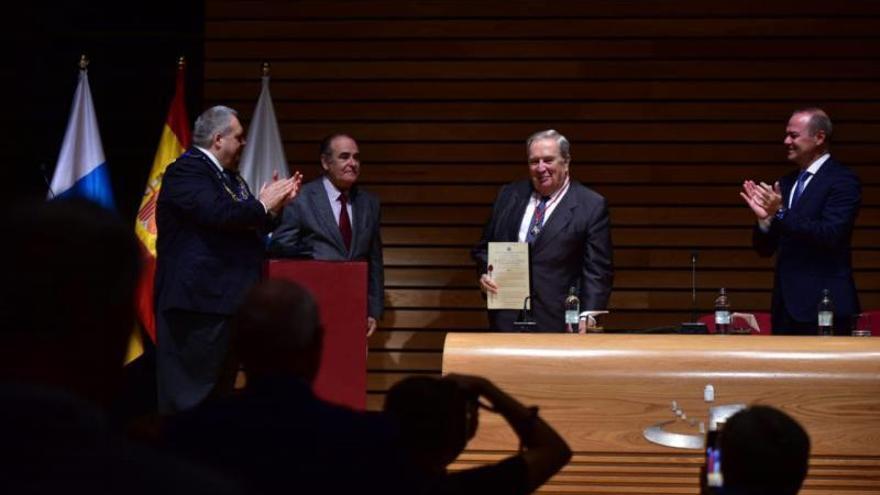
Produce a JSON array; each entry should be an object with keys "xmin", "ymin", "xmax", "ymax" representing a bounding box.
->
[
  {"xmin": 525, "ymin": 196, "xmax": 549, "ymax": 244},
  {"xmin": 790, "ymin": 170, "xmax": 811, "ymax": 208}
]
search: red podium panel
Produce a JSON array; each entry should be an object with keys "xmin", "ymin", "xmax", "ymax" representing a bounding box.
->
[{"xmin": 265, "ymin": 259, "xmax": 366, "ymax": 410}]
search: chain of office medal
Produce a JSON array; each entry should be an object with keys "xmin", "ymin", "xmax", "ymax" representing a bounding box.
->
[{"xmin": 220, "ymin": 173, "xmax": 250, "ymax": 202}]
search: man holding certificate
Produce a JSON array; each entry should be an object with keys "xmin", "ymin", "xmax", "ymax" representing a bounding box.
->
[{"xmin": 471, "ymin": 129, "xmax": 614, "ymax": 333}]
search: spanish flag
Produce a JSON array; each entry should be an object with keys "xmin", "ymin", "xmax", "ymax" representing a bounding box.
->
[{"xmin": 126, "ymin": 58, "xmax": 191, "ymax": 364}]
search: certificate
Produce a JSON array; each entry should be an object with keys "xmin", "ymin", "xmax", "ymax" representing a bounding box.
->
[{"xmin": 487, "ymin": 242, "xmax": 530, "ymax": 310}]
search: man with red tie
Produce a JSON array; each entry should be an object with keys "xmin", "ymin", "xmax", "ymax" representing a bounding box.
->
[{"xmin": 269, "ymin": 134, "xmax": 384, "ymax": 337}]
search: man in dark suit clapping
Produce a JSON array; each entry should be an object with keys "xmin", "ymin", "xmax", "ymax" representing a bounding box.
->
[
  {"xmin": 472, "ymin": 129, "xmax": 614, "ymax": 333},
  {"xmin": 155, "ymin": 105, "xmax": 302, "ymax": 414},
  {"xmin": 741, "ymin": 108, "xmax": 861, "ymax": 335}
]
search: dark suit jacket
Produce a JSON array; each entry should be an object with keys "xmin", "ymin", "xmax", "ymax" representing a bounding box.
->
[
  {"xmin": 472, "ymin": 180, "xmax": 614, "ymax": 332},
  {"xmin": 268, "ymin": 177, "xmax": 385, "ymax": 319},
  {"xmin": 155, "ymin": 148, "xmax": 276, "ymax": 316},
  {"xmin": 753, "ymin": 156, "xmax": 861, "ymax": 325},
  {"xmin": 1, "ymin": 383, "xmax": 244, "ymax": 494}
]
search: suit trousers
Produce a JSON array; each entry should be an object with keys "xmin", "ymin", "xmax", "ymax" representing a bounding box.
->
[
  {"xmin": 771, "ymin": 301, "xmax": 853, "ymax": 336},
  {"xmin": 156, "ymin": 309, "xmax": 236, "ymax": 415}
]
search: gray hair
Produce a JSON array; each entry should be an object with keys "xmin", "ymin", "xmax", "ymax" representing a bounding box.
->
[
  {"xmin": 792, "ymin": 108, "xmax": 833, "ymax": 140},
  {"xmin": 192, "ymin": 105, "xmax": 239, "ymax": 148},
  {"xmin": 319, "ymin": 133, "xmax": 354, "ymax": 159},
  {"xmin": 526, "ymin": 129, "xmax": 571, "ymax": 160}
]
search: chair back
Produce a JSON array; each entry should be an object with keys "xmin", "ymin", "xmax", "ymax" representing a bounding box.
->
[{"xmin": 698, "ymin": 312, "xmax": 772, "ymax": 335}]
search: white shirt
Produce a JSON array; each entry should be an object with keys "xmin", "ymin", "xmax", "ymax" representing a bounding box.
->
[
  {"xmin": 195, "ymin": 146, "xmax": 224, "ymax": 174},
  {"xmin": 322, "ymin": 176, "xmax": 354, "ymax": 233},
  {"xmin": 517, "ymin": 179, "xmax": 571, "ymax": 242},
  {"xmin": 787, "ymin": 153, "xmax": 830, "ymax": 208}
]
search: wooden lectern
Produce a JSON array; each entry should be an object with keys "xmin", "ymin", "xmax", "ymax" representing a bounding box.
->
[
  {"xmin": 265, "ymin": 259, "xmax": 367, "ymax": 410},
  {"xmin": 443, "ymin": 333, "xmax": 880, "ymax": 495}
]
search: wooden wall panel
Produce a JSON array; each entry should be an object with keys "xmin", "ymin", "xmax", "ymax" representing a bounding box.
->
[{"xmin": 205, "ymin": 0, "xmax": 880, "ymax": 444}]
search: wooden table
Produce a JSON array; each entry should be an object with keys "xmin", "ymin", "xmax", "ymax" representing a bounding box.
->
[{"xmin": 443, "ymin": 333, "xmax": 880, "ymax": 495}]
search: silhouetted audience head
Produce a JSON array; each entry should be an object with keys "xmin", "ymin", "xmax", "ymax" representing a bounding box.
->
[
  {"xmin": 720, "ymin": 405, "xmax": 810, "ymax": 495},
  {"xmin": 230, "ymin": 279, "xmax": 323, "ymax": 384},
  {"xmin": 385, "ymin": 373, "xmax": 572, "ymax": 494},
  {"xmin": 169, "ymin": 280, "xmax": 406, "ymax": 495},
  {"xmin": 0, "ymin": 198, "xmax": 140, "ymax": 407},
  {"xmin": 384, "ymin": 376, "xmax": 478, "ymax": 474}
]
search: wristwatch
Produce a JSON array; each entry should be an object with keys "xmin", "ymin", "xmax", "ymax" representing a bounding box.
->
[{"xmin": 775, "ymin": 206, "xmax": 787, "ymax": 220}]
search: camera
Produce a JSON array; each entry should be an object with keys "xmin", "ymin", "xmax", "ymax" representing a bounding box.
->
[{"xmin": 703, "ymin": 404, "xmax": 746, "ymax": 495}]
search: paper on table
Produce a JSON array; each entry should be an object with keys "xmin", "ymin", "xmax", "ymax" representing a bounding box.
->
[
  {"xmin": 487, "ymin": 242, "xmax": 530, "ymax": 310},
  {"xmin": 579, "ymin": 310, "xmax": 610, "ymax": 331}
]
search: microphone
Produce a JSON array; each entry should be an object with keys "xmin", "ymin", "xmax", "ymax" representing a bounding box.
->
[
  {"xmin": 690, "ymin": 249, "xmax": 698, "ymax": 323},
  {"xmin": 513, "ymin": 295, "xmax": 537, "ymax": 332},
  {"xmin": 679, "ymin": 249, "xmax": 708, "ymax": 334},
  {"xmin": 40, "ymin": 163, "xmax": 56, "ymax": 199}
]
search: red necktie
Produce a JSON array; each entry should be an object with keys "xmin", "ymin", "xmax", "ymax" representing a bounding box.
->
[
  {"xmin": 525, "ymin": 196, "xmax": 549, "ymax": 244},
  {"xmin": 338, "ymin": 192, "xmax": 352, "ymax": 252}
]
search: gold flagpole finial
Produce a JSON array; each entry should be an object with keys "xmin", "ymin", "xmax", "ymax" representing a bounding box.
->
[
  {"xmin": 79, "ymin": 54, "xmax": 89, "ymax": 71},
  {"xmin": 261, "ymin": 62, "xmax": 271, "ymax": 77},
  {"xmin": 177, "ymin": 56, "xmax": 186, "ymax": 69}
]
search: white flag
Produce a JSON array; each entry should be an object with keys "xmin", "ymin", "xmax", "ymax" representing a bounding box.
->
[
  {"xmin": 239, "ymin": 75, "xmax": 289, "ymax": 192},
  {"xmin": 49, "ymin": 67, "xmax": 115, "ymax": 209}
]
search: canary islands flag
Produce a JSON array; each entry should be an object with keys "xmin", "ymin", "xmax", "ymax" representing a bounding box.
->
[{"xmin": 49, "ymin": 60, "xmax": 115, "ymax": 209}]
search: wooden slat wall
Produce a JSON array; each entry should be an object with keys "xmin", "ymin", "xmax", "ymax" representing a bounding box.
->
[{"xmin": 204, "ymin": 1, "xmax": 880, "ymax": 413}]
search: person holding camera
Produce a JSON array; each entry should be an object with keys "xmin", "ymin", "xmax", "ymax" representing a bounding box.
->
[
  {"xmin": 384, "ymin": 373, "xmax": 572, "ymax": 494},
  {"xmin": 716, "ymin": 406, "xmax": 810, "ymax": 495}
]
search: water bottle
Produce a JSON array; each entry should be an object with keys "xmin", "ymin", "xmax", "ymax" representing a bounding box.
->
[
  {"xmin": 714, "ymin": 288, "xmax": 731, "ymax": 334},
  {"xmin": 817, "ymin": 289, "xmax": 834, "ymax": 336},
  {"xmin": 564, "ymin": 286, "xmax": 580, "ymax": 332}
]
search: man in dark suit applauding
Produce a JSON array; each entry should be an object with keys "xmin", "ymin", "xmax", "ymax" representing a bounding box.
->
[
  {"xmin": 472, "ymin": 129, "xmax": 614, "ymax": 333},
  {"xmin": 155, "ymin": 105, "xmax": 302, "ymax": 414},
  {"xmin": 741, "ymin": 108, "xmax": 861, "ymax": 335},
  {"xmin": 268, "ymin": 134, "xmax": 384, "ymax": 336}
]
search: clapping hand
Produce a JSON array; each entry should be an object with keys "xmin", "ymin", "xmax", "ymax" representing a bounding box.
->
[
  {"xmin": 260, "ymin": 170, "xmax": 303, "ymax": 214},
  {"xmin": 740, "ymin": 180, "xmax": 782, "ymax": 220}
]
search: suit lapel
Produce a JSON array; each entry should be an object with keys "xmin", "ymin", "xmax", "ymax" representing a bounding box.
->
[
  {"xmin": 534, "ymin": 185, "xmax": 576, "ymax": 249},
  {"xmin": 793, "ymin": 159, "xmax": 832, "ymax": 210},
  {"xmin": 349, "ymin": 188, "xmax": 368, "ymax": 258},
  {"xmin": 311, "ymin": 182, "xmax": 347, "ymax": 254},
  {"xmin": 187, "ymin": 148, "xmax": 255, "ymax": 202},
  {"xmin": 189, "ymin": 148, "xmax": 225, "ymax": 186}
]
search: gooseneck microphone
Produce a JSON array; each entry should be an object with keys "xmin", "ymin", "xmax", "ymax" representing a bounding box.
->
[
  {"xmin": 513, "ymin": 295, "xmax": 537, "ymax": 332},
  {"xmin": 690, "ymin": 249, "xmax": 698, "ymax": 323},
  {"xmin": 679, "ymin": 249, "xmax": 708, "ymax": 334}
]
